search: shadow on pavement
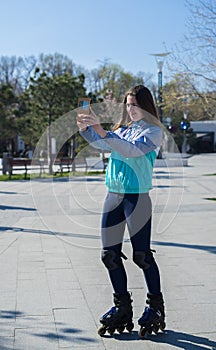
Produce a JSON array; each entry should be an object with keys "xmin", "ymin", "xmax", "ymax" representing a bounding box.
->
[
  {"xmin": 153, "ymin": 241, "xmax": 216, "ymax": 255},
  {"xmin": 0, "ymin": 311, "xmax": 23, "ymax": 350},
  {"xmin": 0, "ymin": 191, "xmax": 20, "ymax": 194},
  {"xmin": 31, "ymin": 176, "xmax": 105, "ymax": 183},
  {"xmin": 145, "ymin": 329, "xmax": 216, "ymax": 350},
  {"xmin": 0, "ymin": 310, "xmax": 25, "ymax": 319},
  {"xmin": 32, "ymin": 327, "xmax": 98, "ymax": 343},
  {"xmin": 0, "ymin": 205, "xmax": 36, "ymax": 211},
  {"xmin": 0, "ymin": 310, "xmax": 98, "ymax": 348},
  {"xmin": 106, "ymin": 329, "xmax": 216, "ymax": 349},
  {"xmin": 0, "ymin": 226, "xmax": 100, "ymax": 240},
  {"xmin": 0, "ymin": 345, "xmax": 17, "ymax": 350},
  {"xmin": 1, "ymin": 226, "xmax": 216, "ymax": 254},
  {"xmin": 154, "ymin": 185, "xmax": 184, "ymax": 188}
]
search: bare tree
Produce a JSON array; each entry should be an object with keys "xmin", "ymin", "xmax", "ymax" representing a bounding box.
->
[
  {"xmin": 185, "ymin": 0, "xmax": 216, "ymax": 85},
  {"xmin": 37, "ymin": 53, "xmax": 76, "ymax": 77},
  {"xmin": 166, "ymin": 0, "xmax": 216, "ymax": 119},
  {"xmin": 170, "ymin": 0, "xmax": 216, "ymax": 84},
  {"xmin": 0, "ymin": 55, "xmax": 37, "ymax": 94},
  {"xmin": 85, "ymin": 60, "xmax": 154, "ymax": 102}
]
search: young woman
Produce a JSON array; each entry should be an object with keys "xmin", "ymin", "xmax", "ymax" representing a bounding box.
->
[{"xmin": 77, "ymin": 85, "xmax": 165, "ymax": 337}]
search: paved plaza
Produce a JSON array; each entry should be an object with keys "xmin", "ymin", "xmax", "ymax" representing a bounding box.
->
[{"xmin": 0, "ymin": 153, "xmax": 216, "ymax": 350}]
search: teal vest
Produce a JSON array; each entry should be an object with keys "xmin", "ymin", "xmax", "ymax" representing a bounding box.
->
[{"xmin": 105, "ymin": 149, "xmax": 157, "ymax": 193}]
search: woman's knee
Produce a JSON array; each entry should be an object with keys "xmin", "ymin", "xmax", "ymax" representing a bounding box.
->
[
  {"xmin": 101, "ymin": 249, "xmax": 123, "ymax": 270},
  {"xmin": 133, "ymin": 250, "xmax": 155, "ymax": 270}
]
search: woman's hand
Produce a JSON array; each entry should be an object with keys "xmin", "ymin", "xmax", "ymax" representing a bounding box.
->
[
  {"xmin": 77, "ymin": 113, "xmax": 88, "ymax": 131},
  {"xmin": 77, "ymin": 109, "xmax": 107, "ymax": 138}
]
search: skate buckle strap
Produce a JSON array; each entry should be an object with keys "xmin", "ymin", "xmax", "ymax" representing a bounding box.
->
[
  {"xmin": 121, "ymin": 252, "xmax": 128, "ymax": 260},
  {"xmin": 103, "ymin": 306, "xmax": 117, "ymax": 318},
  {"xmin": 156, "ymin": 310, "xmax": 162, "ymax": 317}
]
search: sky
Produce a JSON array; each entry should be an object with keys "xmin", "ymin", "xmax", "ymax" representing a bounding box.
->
[{"xmin": 0, "ymin": 0, "xmax": 189, "ymax": 82}]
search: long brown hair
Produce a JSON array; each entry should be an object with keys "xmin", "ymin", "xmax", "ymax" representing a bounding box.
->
[{"xmin": 113, "ymin": 85, "xmax": 161, "ymax": 130}]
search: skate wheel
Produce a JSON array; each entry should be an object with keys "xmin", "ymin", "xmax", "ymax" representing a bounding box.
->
[
  {"xmin": 98, "ymin": 325, "xmax": 106, "ymax": 336},
  {"xmin": 108, "ymin": 327, "xmax": 115, "ymax": 335},
  {"xmin": 138, "ymin": 327, "xmax": 146, "ymax": 338},
  {"xmin": 159, "ymin": 321, "xmax": 166, "ymax": 331},
  {"xmin": 146, "ymin": 327, "xmax": 153, "ymax": 335},
  {"xmin": 126, "ymin": 322, "xmax": 134, "ymax": 332},
  {"xmin": 117, "ymin": 325, "xmax": 125, "ymax": 334}
]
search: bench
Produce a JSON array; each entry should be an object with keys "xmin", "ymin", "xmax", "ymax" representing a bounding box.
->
[
  {"xmin": 54, "ymin": 156, "xmax": 89, "ymax": 175},
  {"xmin": 8, "ymin": 158, "xmax": 45, "ymax": 179},
  {"xmin": 7, "ymin": 156, "xmax": 102, "ymax": 178},
  {"xmin": 54, "ymin": 157, "xmax": 72, "ymax": 175},
  {"xmin": 73, "ymin": 156, "xmax": 89, "ymax": 173}
]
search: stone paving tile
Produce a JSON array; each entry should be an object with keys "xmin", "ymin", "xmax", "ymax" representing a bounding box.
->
[
  {"xmin": 53, "ymin": 308, "xmax": 102, "ymax": 348},
  {"xmin": 0, "ymin": 336, "xmax": 15, "ymax": 350},
  {"xmin": 14, "ymin": 327, "xmax": 59, "ymax": 350}
]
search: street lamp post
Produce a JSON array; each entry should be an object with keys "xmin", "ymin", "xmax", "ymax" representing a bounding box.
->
[
  {"xmin": 181, "ymin": 111, "xmax": 189, "ymax": 154},
  {"xmin": 150, "ymin": 52, "xmax": 171, "ymax": 123}
]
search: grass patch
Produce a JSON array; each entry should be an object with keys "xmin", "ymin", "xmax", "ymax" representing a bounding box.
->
[
  {"xmin": 204, "ymin": 197, "xmax": 216, "ymax": 201},
  {"xmin": 0, "ymin": 174, "xmax": 30, "ymax": 181},
  {"xmin": 204, "ymin": 173, "xmax": 216, "ymax": 176},
  {"xmin": 0, "ymin": 171, "xmax": 105, "ymax": 181}
]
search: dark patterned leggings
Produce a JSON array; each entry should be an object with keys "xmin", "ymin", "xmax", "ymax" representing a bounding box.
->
[{"xmin": 101, "ymin": 192, "xmax": 161, "ymax": 295}]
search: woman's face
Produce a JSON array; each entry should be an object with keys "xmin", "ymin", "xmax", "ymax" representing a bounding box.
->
[{"xmin": 126, "ymin": 95, "xmax": 143, "ymax": 121}]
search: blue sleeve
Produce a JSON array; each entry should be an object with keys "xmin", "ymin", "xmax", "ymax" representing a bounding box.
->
[
  {"xmin": 79, "ymin": 126, "xmax": 112, "ymax": 151},
  {"xmin": 103, "ymin": 131, "xmax": 160, "ymax": 158}
]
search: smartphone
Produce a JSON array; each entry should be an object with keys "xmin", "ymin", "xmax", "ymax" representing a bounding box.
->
[{"xmin": 77, "ymin": 98, "xmax": 91, "ymax": 114}]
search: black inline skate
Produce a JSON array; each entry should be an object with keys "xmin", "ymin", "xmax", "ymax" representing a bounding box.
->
[
  {"xmin": 98, "ymin": 292, "xmax": 134, "ymax": 336},
  {"xmin": 138, "ymin": 292, "xmax": 166, "ymax": 338}
]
